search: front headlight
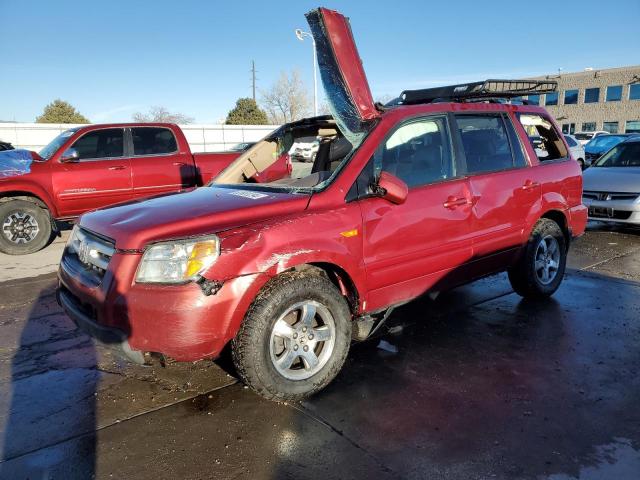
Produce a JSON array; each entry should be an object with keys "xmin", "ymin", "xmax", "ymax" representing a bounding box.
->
[
  {"xmin": 135, "ymin": 235, "xmax": 220, "ymax": 284},
  {"xmin": 66, "ymin": 224, "xmax": 81, "ymax": 254}
]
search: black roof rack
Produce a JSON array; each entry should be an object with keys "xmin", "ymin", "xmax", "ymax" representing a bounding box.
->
[{"xmin": 397, "ymin": 79, "xmax": 557, "ymax": 105}]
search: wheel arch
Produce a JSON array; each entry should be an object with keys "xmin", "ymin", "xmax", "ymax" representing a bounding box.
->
[
  {"xmin": 540, "ymin": 209, "xmax": 570, "ymax": 249},
  {"xmin": 291, "ymin": 262, "xmax": 360, "ymax": 315},
  {"xmin": 0, "ymin": 189, "xmax": 57, "ymax": 217}
]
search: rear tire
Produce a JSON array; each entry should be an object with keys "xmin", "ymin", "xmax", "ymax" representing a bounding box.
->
[
  {"xmin": 232, "ymin": 271, "xmax": 352, "ymax": 402},
  {"xmin": 0, "ymin": 199, "xmax": 53, "ymax": 255},
  {"xmin": 508, "ymin": 218, "xmax": 567, "ymax": 299}
]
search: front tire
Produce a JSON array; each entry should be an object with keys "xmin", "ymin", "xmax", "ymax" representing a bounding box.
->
[
  {"xmin": 232, "ymin": 271, "xmax": 352, "ymax": 402},
  {"xmin": 0, "ymin": 199, "xmax": 53, "ymax": 255},
  {"xmin": 508, "ymin": 218, "xmax": 567, "ymax": 299}
]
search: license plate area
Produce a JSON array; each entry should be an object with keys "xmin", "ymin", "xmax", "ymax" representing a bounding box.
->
[{"xmin": 589, "ymin": 206, "xmax": 614, "ymax": 218}]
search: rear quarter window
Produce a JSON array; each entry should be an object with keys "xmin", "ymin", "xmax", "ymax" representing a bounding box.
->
[{"xmin": 517, "ymin": 113, "xmax": 568, "ymax": 162}]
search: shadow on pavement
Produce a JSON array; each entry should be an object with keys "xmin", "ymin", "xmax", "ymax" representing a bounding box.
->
[{"xmin": 0, "ymin": 276, "xmax": 131, "ymax": 479}]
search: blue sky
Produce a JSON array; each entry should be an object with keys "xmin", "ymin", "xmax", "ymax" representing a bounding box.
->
[{"xmin": 1, "ymin": 0, "xmax": 639, "ymax": 123}]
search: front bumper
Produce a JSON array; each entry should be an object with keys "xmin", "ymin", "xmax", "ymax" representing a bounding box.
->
[
  {"xmin": 57, "ymin": 248, "xmax": 267, "ymax": 362},
  {"xmin": 57, "ymin": 286, "xmax": 145, "ymax": 364},
  {"xmin": 583, "ymin": 197, "xmax": 640, "ymax": 225}
]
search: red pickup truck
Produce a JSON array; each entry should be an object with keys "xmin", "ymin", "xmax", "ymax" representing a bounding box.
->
[
  {"xmin": 58, "ymin": 8, "xmax": 587, "ymax": 402},
  {"xmin": 0, "ymin": 123, "xmax": 290, "ymax": 255}
]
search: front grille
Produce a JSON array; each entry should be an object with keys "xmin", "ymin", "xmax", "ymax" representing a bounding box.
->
[
  {"xmin": 583, "ymin": 191, "xmax": 639, "ymax": 201},
  {"xmin": 588, "ymin": 207, "xmax": 633, "ymax": 220},
  {"xmin": 66, "ymin": 228, "xmax": 115, "ymax": 279}
]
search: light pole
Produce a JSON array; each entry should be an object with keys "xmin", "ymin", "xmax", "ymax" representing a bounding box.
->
[{"xmin": 295, "ymin": 28, "xmax": 317, "ymax": 116}]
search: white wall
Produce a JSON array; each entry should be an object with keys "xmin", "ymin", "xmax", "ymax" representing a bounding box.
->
[{"xmin": 0, "ymin": 123, "xmax": 278, "ymax": 152}]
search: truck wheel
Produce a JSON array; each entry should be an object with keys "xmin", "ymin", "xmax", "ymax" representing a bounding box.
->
[
  {"xmin": 508, "ymin": 218, "xmax": 567, "ymax": 299},
  {"xmin": 0, "ymin": 199, "xmax": 53, "ymax": 255},
  {"xmin": 232, "ymin": 271, "xmax": 352, "ymax": 402}
]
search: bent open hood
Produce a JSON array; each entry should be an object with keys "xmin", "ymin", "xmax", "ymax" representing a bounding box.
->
[{"xmin": 306, "ymin": 8, "xmax": 380, "ymax": 144}]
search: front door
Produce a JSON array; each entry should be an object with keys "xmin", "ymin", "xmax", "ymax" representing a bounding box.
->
[
  {"xmin": 358, "ymin": 115, "xmax": 474, "ymax": 311},
  {"xmin": 51, "ymin": 128, "xmax": 132, "ymax": 217}
]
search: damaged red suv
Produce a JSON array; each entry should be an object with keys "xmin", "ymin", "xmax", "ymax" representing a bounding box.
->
[{"xmin": 57, "ymin": 8, "xmax": 587, "ymax": 401}]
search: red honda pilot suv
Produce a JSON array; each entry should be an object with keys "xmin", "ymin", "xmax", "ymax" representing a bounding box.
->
[{"xmin": 57, "ymin": 8, "xmax": 587, "ymax": 401}]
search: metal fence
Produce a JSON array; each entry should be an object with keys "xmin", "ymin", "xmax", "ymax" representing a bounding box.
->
[{"xmin": 0, "ymin": 123, "xmax": 278, "ymax": 152}]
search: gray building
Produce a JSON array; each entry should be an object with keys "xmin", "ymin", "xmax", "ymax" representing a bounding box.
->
[{"xmin": 525, "ymin": 65, "xmax": 640, "ymax": 135}]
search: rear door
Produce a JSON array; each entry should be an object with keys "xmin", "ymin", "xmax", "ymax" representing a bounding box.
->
[
  {"xmin": 129, "ymin": 126, "xmax": 196, "ymax": 197},
  {"xmin": 357, "ymin": 115, "xmax": 474, "ymax": 311},
  {"xmin": 51, "ymin": 127, "xmax": 132, "ymax": 217},
  {"xmin": 454, "ymin": 112, "xmax": 541, "ymax": 264}
]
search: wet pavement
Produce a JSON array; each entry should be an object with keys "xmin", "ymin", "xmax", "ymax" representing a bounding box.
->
[{"xmin": 0, "ymin": 223, "xmax": 639, "ymax": 479}]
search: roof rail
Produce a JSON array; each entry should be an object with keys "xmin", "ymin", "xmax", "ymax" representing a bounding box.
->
[{"xmin": 397, "ymin": 79, "xmax": 557, "ymax": 105}]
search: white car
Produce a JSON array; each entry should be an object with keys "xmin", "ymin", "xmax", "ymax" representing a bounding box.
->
[
  {"xmin": 564, "ymin": 134, "xmax": 586, "ymax": 169},
  {"xmin": 574, "ymin": 130, "xmax": 608, "ymax": 145}
]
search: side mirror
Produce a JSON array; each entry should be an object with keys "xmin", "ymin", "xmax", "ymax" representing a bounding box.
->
[
  {"xmin": 376, "ymin": 171, "xmax": 408, "ymax": 205},
  {"xmin": 60, "ymin": 148, "xmax": 80, "ymax": 163}
]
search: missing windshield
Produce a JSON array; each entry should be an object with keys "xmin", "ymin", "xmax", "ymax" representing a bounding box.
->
[{"xmin": 212, "ymin": 116, "xmax": 366, "ymax": 192}]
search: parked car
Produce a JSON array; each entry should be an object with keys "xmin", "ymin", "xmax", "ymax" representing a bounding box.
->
[
  {"xmin": 0, "ymin": 141, "xmax": 14, "ymax": 151},
  {"xmin": 582, "ymin": 136, "xmax": 640, "ymax": 225},
  {"xmin": 574, "ymin": 130, "xmax": 608, "ymax": 145},
  {"xmin": 564, "ymin": 134, "xmax": 585, "ymax": 169},
  {"xmin": 584, "ymin": 134, "xmax": 638, "ymax": 167},
  {"xmin": 0, "ymin": 123, "xmax": 291, "ymax": 255},
  {"xmin": 57, "ymin": 8, "xmax": 586, "ymax": 402},
  {"xmin": 290, "ymin": 139, "xmax": 320, "ymax": 162}
]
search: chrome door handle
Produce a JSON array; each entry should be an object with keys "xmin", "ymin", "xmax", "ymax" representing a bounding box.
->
[
  {"xmin": 443, "ymin": 197, "xmax": 471, "ymax": 209},
  {"xmin": 522, "ymin": 180, "xmax": 540, "ymax": 190}
]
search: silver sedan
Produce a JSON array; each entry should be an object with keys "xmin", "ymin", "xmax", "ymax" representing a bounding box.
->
[{"xmin": 582, "ymin": 137, "xmax": 640, "ymax": 226}]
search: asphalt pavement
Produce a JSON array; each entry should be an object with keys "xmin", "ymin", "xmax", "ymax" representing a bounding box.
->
[{"xmin": 0, "ymin": 223, "xmax": 639, "ymax": 479}]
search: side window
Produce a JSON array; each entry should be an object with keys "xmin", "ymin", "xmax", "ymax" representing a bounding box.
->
[
  {"xmin": 71, "ymin": 129, "xmax": 124, "ymax": 160},
  {"xmin": 131, "ymin": 127, "xmax": 178, "ymax": 156},
  {"xmin": 456, "ymin": 115, "xmax": 515, "ymax": 174},
  {"xmin": 516, "ymin": 113, "xmax": 569, "ymax": 162},
  {"xmin": 565, "ymin": 135, "xmax": 577, "ymax": 147},
  {"xmin": 372, "ymin": 116, "xmax": 453, "ymax": 189}
]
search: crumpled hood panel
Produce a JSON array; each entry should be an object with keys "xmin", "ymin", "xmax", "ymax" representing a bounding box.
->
[
  {"xmin": 80, "ymin": 186, "xmax": 310, "ymax": 250},
  {"xmin": 582, "ymin": 167, "xmax": 640, "ymax": 193}
]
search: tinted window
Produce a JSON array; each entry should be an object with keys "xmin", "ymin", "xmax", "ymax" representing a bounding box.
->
[
  {"xmin": 564, "ymin": 135, "xmax": 577, "ymax": 147},
  {"xmin": 131, "ymin": 127, "xmax": 178, "ymax": 156},
  {"xmin": 545, "ymin": 92, "xmax": 558, "ymax": 106},
  {"xmin": 603, "ymin": 121, "xmax": 619, "ymax": 134},
  {"xmin": 373, "ymin": 117, "xmax": 453, "ymax": 188},
  {"xmin": 71, "ymin": 129, "xmax": 124, "ymax": 160},
  {"xmin": 606, "ymin": 85, "xmax": 622, "ymax": 102},
  {"xmin": 456, "ymin": 115, "xmax": 514, "ymax": 173},
  {"xmin": 584, "ymin": 88, "xmax": 600, "ymax": 103},
  {"xmin": 564, "ymin": 89, "xmax": 578, "ymax": 104},
  {"xmin": 630, "ymin": 84, "xmax": 640, "ymax": 100},
  {"xmin": 517, "ymin": 113, "xmax": 568, "ymax": 161},
  {"xmin": 625, "ymin": 120, "xmax": 640, "ymax": 133}
]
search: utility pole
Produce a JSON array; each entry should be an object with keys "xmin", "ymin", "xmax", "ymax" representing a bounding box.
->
[{"xmin": 251, "ymin": 60, "xmax": 257, "ymax": 101}]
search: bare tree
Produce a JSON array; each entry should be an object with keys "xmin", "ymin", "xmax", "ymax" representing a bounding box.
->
[
  {"xmin": 260, "ymin": 70, "xmax": 311, "ymax": 124},
  {"xmin": 132, "ymin": 106, "xmax": 194, "ymax": 124}
]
